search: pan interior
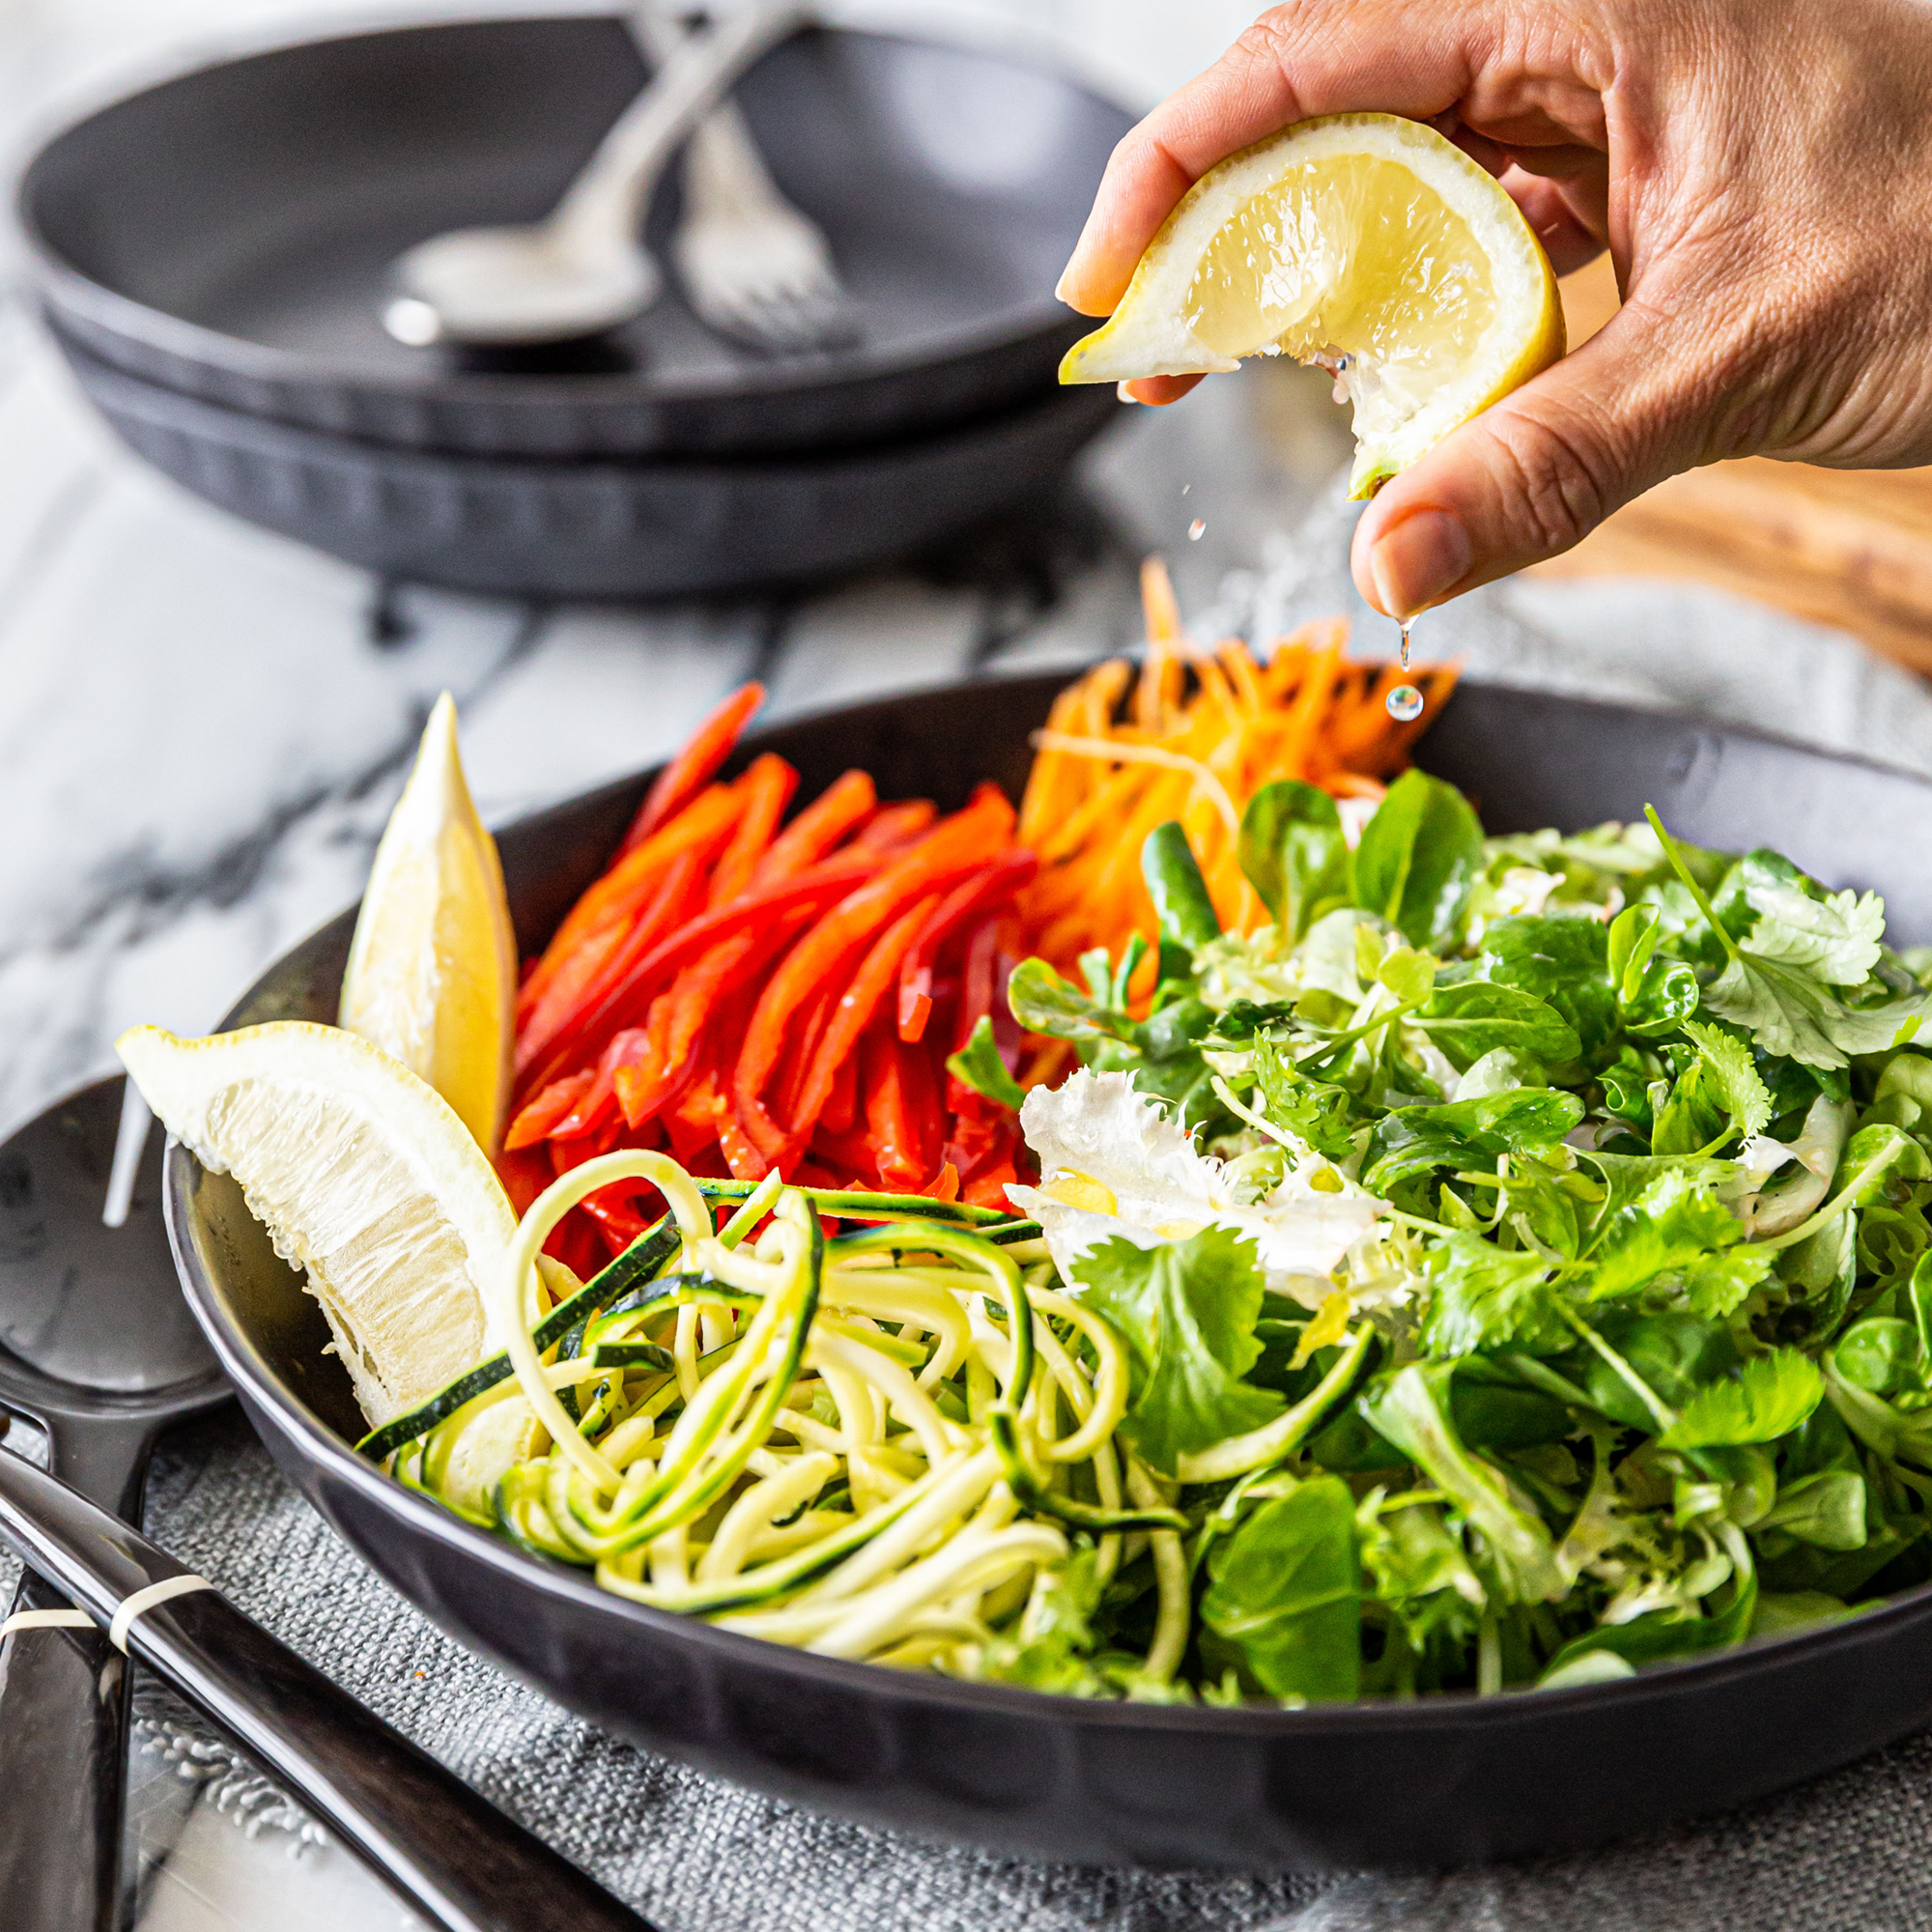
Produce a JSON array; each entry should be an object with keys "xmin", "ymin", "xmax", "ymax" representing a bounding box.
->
[{"xmin": 24, "ymin": 18, "xmax": 1126, "ymax": 395}]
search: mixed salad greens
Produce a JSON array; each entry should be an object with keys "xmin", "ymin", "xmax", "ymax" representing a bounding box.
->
[
  {"xmin": 980, "ymin": 771, "xmax": 1932, "ymax": 1699},
  {"xmin": 355, "ymin": 740, "xmax": 1932, "ymax": 1707}
]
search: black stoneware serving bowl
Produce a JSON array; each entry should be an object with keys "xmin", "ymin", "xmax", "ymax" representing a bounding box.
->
[
  {"xmin": 165, "ymin": 674, "xmax": 1932, "ymax": 1870},
  {"xmin": 20, "ymin": 16, "xmax": 1131, "ymax": 460},
  {"xmin": 58, "ymin": 338, "xmax": 1119, "ymax": 599}
]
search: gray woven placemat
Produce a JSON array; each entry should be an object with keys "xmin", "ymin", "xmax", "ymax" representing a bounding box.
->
[
  {"xmin": 16, "ymin": 495, "xmax": 1932, "ymax": 1930},
  {"xmin": 30, "ymin": 1407, "xmax": 1932, "ymax": 1932}
]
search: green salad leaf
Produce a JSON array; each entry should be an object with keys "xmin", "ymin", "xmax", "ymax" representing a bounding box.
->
[
  {"xmin": 1350, "ymin": 770, "xmax": 1485, "ymax": 952},
  {"xmin": 946, "ymin": 1015, "xmax": 1026, "ymax": 1111},
  {"xmin": 1201, "ymin": 1478, "xmax": 1361, "ymax": 1701},
  {"xmin": 1236, "ymin": 780, "xmax": 1347, "ymax": 942},
  {"xmin": 1660, "ymin": 1348, "xmax": 1825, "ymax": 1448},
  {"xmin": 1071, "ymin": 1228, "xmax": 1285, "ymax": 1475},
  {"xmin": 1413, "ymin": 982, "xmax": 1580, "ymax": 1072}
]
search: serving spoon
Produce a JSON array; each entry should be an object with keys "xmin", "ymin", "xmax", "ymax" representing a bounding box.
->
[
  {"xmin": 0, "ymin": 1072, "xmax": 229, "ymax": 1931},
  {"xmin": 384, "ymin": 0, "xmax": 809, "ymax": 348}
]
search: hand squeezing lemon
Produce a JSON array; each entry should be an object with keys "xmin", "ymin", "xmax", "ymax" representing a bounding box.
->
[{"xmin": 1061, "ymin": 113, "xmax": 1563, "ymax": 497}]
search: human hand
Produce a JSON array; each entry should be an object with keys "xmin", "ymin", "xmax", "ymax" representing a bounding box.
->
[{"xmin": 1057, "ymin": 0, "xmax": 1932, "ymax": 619}]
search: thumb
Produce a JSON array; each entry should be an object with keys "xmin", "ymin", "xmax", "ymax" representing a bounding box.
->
[{"xmin": 1350, "ymin": 303, "xmax": 1698, "ymax": 617}]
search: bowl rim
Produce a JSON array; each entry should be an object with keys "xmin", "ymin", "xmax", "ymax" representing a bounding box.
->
[
  {"xmin": 160, "ymin": 668, "xmax": 1932, "ymax": 1738},
  {"xmin": 14, "ymin": 14, "xmax": 1114, "ymax": 413}
]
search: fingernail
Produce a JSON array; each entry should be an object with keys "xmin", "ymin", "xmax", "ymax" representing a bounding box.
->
[
  {"xmin": 1054, "ymin": 264, "xmax": 1076, "ymax": 304},
  {"xmin": 1370, "ymin": 508, "xmax": 1472, "ymax": 616},
  {"xmin": 1117, "ymin": 382, "xmax": 1141, "ymax": 405}
]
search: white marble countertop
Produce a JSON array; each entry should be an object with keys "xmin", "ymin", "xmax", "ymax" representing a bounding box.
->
[{"xmin": 8, "ymin": 3, "xmax": 1932, "ymax": 1926}]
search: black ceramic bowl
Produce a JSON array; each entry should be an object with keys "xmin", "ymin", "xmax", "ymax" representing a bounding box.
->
[
  {"xmin": 165, "ymin": 674, "xmax": 1932, "ymax": 1870},
  {"xmin": 59, "ymin": 339, "xmax": 1120, "ymax": 598},
  {"xmin": 20, "ymin": 15, "xmax": 1130, "ymax": 460}
]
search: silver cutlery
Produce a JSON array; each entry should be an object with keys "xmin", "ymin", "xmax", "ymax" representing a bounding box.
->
[
  {"xmin": 384, "ymin": 0, "xmax": 808, "ymax": 348},
  {"xmin": 0, "ymin": 1074, "xmax": 228, "ymax": 1931},
  {"xmin": 630, "ymin": 4, "xmax": 853, "ymax": 352}
]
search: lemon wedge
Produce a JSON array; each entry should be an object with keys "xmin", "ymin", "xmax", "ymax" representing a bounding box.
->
[
  {"xmin": 1061, "ymin": 113, "xmax": 1564, "ymax": 496},
  {"xmin": 338, "ymin": 692, "xmax": 516, "ymax": 1155},
  {"xmin": 118, "ymin": 1020, "xmax": 517, "ymax": 1428}
]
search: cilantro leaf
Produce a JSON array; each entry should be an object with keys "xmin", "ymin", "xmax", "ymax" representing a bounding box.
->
[
  {"xmin": 1200, "ymin": 1477, "xmax": 1360, "ymax": 1700},
  {"xmin": 1251, "ymin": 1037, "xmax": 1359, "ymax": 1159},
  {"xmin": 1070, "ymin": 1228, "xmax": 1285, "ymax": 1475},
  {"xmin": 1680, "ymin": 1019, "xmax": 1773, "ymax": 1144},
  {"xmin": 1702, "ymin": 952, "xmax": 1926, "ymax": 1070},
  {"xmin": 1413, "ymin": 982, "xmax": 1580, "ymax": 1073},
  {"xmin": 1419, "ymin": 1234, "xmax": 1557, "ymax": 1354},
  {"xmin": 1660, "ymin": 1347, "xmax": 1824, "ymax": 1448},
  {"xmin": 1645, "ymin": 810, "xmax": 1925, "ymax": 1069},
  {"xmin": 1583, "ymin": 1165, "xmax": 1767, "ymax": 1308},
  {"xmin": 1736, "ymin": 877, "xmax": 1885, "ymax": 986}
]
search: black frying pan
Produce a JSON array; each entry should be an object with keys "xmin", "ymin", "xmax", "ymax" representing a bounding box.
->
[
  {"xmin": 53, "ymin": 334, "xmax": 1121, "ymax": 600},
  {"xmin": 18, "ymin": 16, "xmax": 1130, "ymax": 459},
  {"xmin": 165, "ymin": 673, "xmax": 1932, "ymax": 1872}
]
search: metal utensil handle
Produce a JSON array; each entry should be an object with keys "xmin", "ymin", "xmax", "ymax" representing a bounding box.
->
[
  {"xmin": 555, "ymin": 0, "xmax": 809, "ymax": 242},
  {"xmin": 630, "ymin": 5, "xmax": 793, "ymax": 222},
  {"xmin": 0, "ymin": 1450, "xmax": 658, "ymax": 1932},
  {"xmin": 0, "ymin": 1571, "xmax": 126, "ymax": 1931}
]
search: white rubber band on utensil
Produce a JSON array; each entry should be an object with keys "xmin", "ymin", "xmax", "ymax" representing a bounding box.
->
[
  {"xmin": 109, "ymin": 1575, "xmax": 212, "ymax": 1655},
  {"xmin": 0, "ymin": 1608, "xmax": 93, "ymax": 1639}
]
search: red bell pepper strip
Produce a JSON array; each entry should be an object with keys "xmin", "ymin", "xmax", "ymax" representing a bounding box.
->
[
  {"xmin": 772, "ymin": 892, "xmax": 938, "ymax": 1170},
  {"xmin": 730, "ymin": 788, "xmax": 1014, "ymax": 1157},
  {"xmin": 753, "ymin": 769, "xmax": 876, "ymax": 880},
  {"xmin": 605, "ymin": 775, "xmax": 874, "ymax": 1133},
  {"xmin": 514, "ymin": 845, "xmax": 705, "ymax": 1090},
  {"xmin": 957, "ymin": 914, "xmax": 1001, "ymax": 1049},
  {"xmin": 705, "ymin": 753, "xmax": 795, "ymax": 905},
  {"xmin": 895, "ymin": 850, "xmax": 1037, "ymax": 1042},
  {"xmin": 516, "ymin": 790, "xmax": 737, "ymax": 1052},
  {"xmin": 503, "ymin": 1069, "xmax": 595, "ymax": 1151},
  {"xmin": 820, "ymin": 1041, "xmax": 860, "ymax": 1137},
  {"xmin": 867, "ymin": 1028, "xmax": 943, "ymax": 1190},
  {"xmin": 517, "ymin": 771, "xmax": 874, "ymax": 1114},
  {"xmin": 517, "ymin": 846, "xmax": 885, "ymax": 1102},
  {"xmin": 615, "ymin": 682, "xmax": 763, "ymax": 858},
  {"xmin": 851, "ymin": 800, "xmax": 937, "ymax": 852},
  {"xmin": 546, "ymin": 1017, "xmax": 659, "ymax": 1142}
]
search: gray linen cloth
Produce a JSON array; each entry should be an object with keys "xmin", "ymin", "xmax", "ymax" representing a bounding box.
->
[{"xmin": 16, "ymin": 487, "xmax": 1932, "ymax": 1932}]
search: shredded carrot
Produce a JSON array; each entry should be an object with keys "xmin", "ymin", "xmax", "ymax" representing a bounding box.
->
[{"xmin": 1013, "ymin": 558, "xmax": 1461, "ymax": 988}]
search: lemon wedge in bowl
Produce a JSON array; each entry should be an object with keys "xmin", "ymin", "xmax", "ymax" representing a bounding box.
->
[
  {"xmin": 1061, "ymin": 112, "xmax": 1564, "ymax": 496},
  {"xmin": 339, "ymin": 691, "xmax": 516, "ymax": 1156},
  {"xmin": 118, "ymin": 1020, "xmax": 516, "ymax": 1429}
]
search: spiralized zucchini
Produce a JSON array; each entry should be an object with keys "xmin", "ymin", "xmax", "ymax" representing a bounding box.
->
[{"xmin": 378, "ymin": 1154, "xmax": 1191, "ymax": 1683}]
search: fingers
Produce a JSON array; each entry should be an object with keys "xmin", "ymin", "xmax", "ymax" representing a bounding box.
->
[
  {"xmin": 1057, "ymin": 2, "xmax": 1493, "ymax": 315},
  {"xmin": 1350, "ymin": 302, "xmax": 1693, "ymax": 615},
  {"xmin": 1504, "ymin": 170, "xmax": 1609, "ymax": 276}
]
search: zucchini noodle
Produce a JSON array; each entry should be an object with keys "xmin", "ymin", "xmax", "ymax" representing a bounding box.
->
[{"xmin": 379, "ymin": 1152, "xmax": 1190, "ymax": 1683}]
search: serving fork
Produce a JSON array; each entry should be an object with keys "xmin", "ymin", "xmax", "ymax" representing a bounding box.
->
[{"xmin": 630, "ymin": 3, "xmax": 855, "ymax": 353}]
